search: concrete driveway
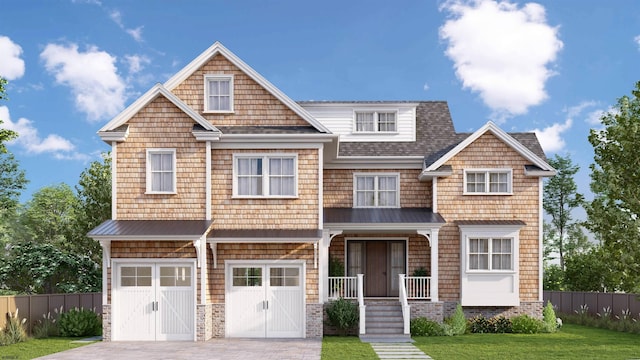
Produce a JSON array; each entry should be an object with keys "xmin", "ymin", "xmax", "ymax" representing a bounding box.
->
[{"xmin": 36, "ymin": 338, "xmax": 322, "ymax": 360}]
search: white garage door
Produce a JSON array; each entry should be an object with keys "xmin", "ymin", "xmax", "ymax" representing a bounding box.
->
[
  {"xmin": 113, "ymin": 262, "xmax": 195, "ymax": 341},
  {"xmin": 226, "ymin": 263, "xmax": 304, "ymax": 338}
]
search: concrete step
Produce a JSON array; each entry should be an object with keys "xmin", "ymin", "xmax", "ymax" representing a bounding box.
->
[{"xmin": 370, "ymin": 342, "xmax": 432, "ymax": 359}]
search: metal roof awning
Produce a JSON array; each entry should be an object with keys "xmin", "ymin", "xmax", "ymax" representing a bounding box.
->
[
  {"xmin": 208, "ymin": 229, "xmax": 323, "ymax": 243},
  {"xmin": 88, "ymin": 220, "xmax": 214, "ymax": 241}
]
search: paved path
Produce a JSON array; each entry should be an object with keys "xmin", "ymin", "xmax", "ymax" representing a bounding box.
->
[
  {"xmin": 370, "ymin": 342, "xmax": 432, "ymax": 359},
  {"xmin": 36, "ymin": 338, "xmax": 322, "ymax": 360}
]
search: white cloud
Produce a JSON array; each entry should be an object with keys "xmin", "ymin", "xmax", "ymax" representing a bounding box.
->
[
  {"xmin": 439, "ymin": 0, "xmax": 563, "ymax": 119},
  {"xmin": 40, "ymin": 43, "xmax": 126, "ymax": 122},
  {"xmin": 109, "ymin": 10, "xmax": 144, "ymax": 42},
  {"xmin": 533, "ymin": 118, "xmax": 572, "ymax": 153},
  {"xmin": 635, "ymin": 35, "xmax": 640, "ymax": 50},
  {"xmin": 123, "ymin": 54, "xmax": 150, "ymax": 74},
  {"xmin": 423, "ymin": 82, "xmax": 430, "ymax": 91},
  {"xmin": 126, "ymin": 27, "xmax": 144, "ymax": 42},
  {"xmin": 0, "ymin": 105, "xmax": 76, "ymax": 155},
  {"xmin": 0, "ymin": 36, "xmax": 25, "ymax": 80}
]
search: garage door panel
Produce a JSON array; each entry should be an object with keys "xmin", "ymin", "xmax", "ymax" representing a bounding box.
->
[{"xmin": 158, "ymin": 288, "xmax": 194, "ymax": 340}]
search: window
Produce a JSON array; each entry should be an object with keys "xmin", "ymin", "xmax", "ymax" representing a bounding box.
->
[
  {"xmin": 270, "ymin": 267, "xmax": 300, "ymax": 287},
  {"xmin": 464, "ymin": 169, "xmax": 512, "ymax": 194},
  {"xmin": 232, "ymin": 267, "xmax": 262, "ymax": 287},
  {"xmin": 234, "ymin": 154, "xmax": 297, "ymax": 197},
  {"xmin": 204, "ymin": 75, "xmax": 233, "ymax": 112},
  {"xmin": 120, "ymin": 266, "xmax": 152, "ymax": 287},
  {"xmin": 354, "ymin": 111, "xmax": 397, "ymax": 132},
  {"xmin": 159, "ymin": 266, "xmax": 192, "ymax": 287},
  {"xmin": 146, "ymin": 149, "xmax": 176, "ymax": 194},
  {"xmin": 353, "ymin": 173, "xmax": 399, "ymax": 207},
  {"xmin": 468, "ymin": 237, "xmax": 512, "ymax": 271}
]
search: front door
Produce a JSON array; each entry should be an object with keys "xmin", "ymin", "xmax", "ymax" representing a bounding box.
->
[
  {"xmin": 348, "ymin": 240, "xmax": 406, "ymax": 297},
  {"xmin": 113, "ymin": 262, "xmax": 195, "ymax": 341},
  {"xmin": 226, "ymin": 263, "xmax": 304, "ymax": 338}
]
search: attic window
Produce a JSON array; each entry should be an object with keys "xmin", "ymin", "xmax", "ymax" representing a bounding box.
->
[
  {"xmin": 354, "ymin": 111, "xmax": 397, "ymax": 132},
  {"xmin": 204, "ymin": 74, "xmax": 234, "ymax": 113}
]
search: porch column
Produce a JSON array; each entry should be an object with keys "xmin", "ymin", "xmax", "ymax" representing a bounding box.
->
[
  {"xmin": 430, "ymin": 229, "xmax": 439, "ymax": 302},
  {"xmin": 320, "ymin": 230, "xmax": 331, "ymax": 303}
]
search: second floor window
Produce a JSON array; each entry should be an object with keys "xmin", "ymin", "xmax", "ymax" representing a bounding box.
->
[
  {"xmin": 353, "ymin": 173, "xmax": 399, "ymax": 207},
  {"xmin": 205, "ymin": 75, "xmax": 233, "ymax": 112},
  {"xmin": 234, "ymin": 155, "xmax": 297, "ymax": 197},
  {"xmin": 464, "ymin": 169, "xmax": 512, "ymax": 195},
  {"xmin": 354, "ymin": 111, "xmax": 397, "ymax": 132},
  {"xmin": 146, "ymin": 149, "xmax": 176, "ymax": 194}
]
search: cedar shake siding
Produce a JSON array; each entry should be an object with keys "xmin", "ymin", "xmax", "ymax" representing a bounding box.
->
[
  {"xmin": 172, "ymin": 54, "xmax": 310, "ymax": 127},
  {"xmin": 437, "ymin": 132, "xmax": 541, "ymax": 301},
  {"xmin": 211, "ymin": 148, "xmax": 320, "ymax": 229},
  {"xmin": 323, "ymin": 169, "xmax": 432, "ymax": 208},
  {"xmin": 115, "ymin": 96, "xmax": 207, "ymax": 220}
]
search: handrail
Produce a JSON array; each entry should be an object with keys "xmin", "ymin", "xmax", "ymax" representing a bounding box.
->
[
  {"xmin": 404, "ymin": 276, "xmax": 431, "ymax": 300},
  {"xmin": 398, "ymin": 273, "xmax": 410, "ymax": 335},
  {"xmin": 357, "ymin": 274, "xmax": 365, "ymax": 335},
  {"xmin": 327, "ymin": 276, "xmax": 358, "ymax": 299}
]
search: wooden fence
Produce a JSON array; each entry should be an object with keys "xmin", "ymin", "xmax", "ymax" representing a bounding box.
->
[
  {"xmin": 544, "ymin": 291, "xmax": 640, "ymax": 318},
  {"xmin": 0, "ymin": 293, "xmax": 102, "ymax": 333}
]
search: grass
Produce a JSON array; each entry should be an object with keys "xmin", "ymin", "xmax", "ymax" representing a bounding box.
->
[
  {"xmin": 321, "ymin": 336, "xmax": 378, "ymax": 360},
  {"xmin": 413, "ymin": 324, "xmax": 640, "ymax": 360},
  {"xmin": 0, "ymin": 337, "xmax": 93, "ymax": 359}
]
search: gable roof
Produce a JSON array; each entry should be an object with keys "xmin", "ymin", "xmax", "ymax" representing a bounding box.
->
[
  {"xmin": 98, "ymin": 83, "xmax": 220, "ymax": 139},
  {"xmin": 163, "ymin": 42, "xmax": 331, "ymax": 134},
  {"xmin": 423, "ymin": 121, "xmax": 554, "ymax": 172}
]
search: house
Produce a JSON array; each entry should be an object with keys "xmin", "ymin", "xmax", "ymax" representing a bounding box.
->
[{"xmin": 88, "ymin": 42, "xmax": 555, "ymax": 341}]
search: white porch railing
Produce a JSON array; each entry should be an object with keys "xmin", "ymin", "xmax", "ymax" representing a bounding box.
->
[
  {"xmin": 404, "ymin": 276, "xmax": 432, "ymax": 300},
  {"xmin": 398, "ymin": 274, "xmax": 410, "ymax": 335},
  {"xmin": 328, "ymin": 276, "xmax": 358, "ymax": 299}
]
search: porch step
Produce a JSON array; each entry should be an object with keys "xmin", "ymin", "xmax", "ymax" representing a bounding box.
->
[
  {"xmin": 364, "ymin": 301, "xmax": 405, "ymax": 336},
  {"xmin": 370, "ymin": 343, "xmax": 432, "ymax": 359}
]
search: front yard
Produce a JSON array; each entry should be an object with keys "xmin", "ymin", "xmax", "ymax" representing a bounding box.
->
[{"xmin": 0, "ymin": 337, "xmax": 92, "ymax": 359}]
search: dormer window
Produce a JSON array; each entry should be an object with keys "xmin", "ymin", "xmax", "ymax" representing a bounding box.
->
[
  {"xmin": 204, "ymin": 74, "xmax": 234, "ymax": 113},
  {"xmin": 354, "ymin": 111, "xmax": 397, "ymax": 132}
]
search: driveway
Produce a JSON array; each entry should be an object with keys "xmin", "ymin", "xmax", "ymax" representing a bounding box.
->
[{"xmin": 36, "ymin": 338, "xmax": 322, "ymax": 360}]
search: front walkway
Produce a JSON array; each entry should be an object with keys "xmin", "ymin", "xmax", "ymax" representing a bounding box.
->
[{"xmin": 36, "ymin": 338, "xmax": 322, "ymax": 360}]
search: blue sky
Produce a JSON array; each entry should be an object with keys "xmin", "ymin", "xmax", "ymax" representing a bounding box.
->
[{"xmin": 1, "ymin": 0, "xmax": 639, "ymax": 203}]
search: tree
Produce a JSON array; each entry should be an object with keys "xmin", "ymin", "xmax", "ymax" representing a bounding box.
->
[
  {"xmin": 0, "ymin": 152, "xmax": 28, "ymax": 213},
  {"xmin": 66, "ymin": 153, "xmax": 111, "ymax": 262},
  {"xmin": 563, "ymin": 247, "xmax": 618, "ymax": 292},
  {"xmin": 587, "ymin": 81, "xmax": 640, "ymax": 293},
  {"xmin": 543, "ymin": 154, "xmax": 586, "ymax": 270},
  {"xmin": 0, "ymin": 77, "xmax": 18, "ymax": 153}
]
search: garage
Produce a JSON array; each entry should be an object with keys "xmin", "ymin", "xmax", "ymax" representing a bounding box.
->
[
  {"xmin": 226, "ymin": 261, "xmax": 305, "ymax": 338},
  {"xmin": 113, "ymin": 261, "xmax": 196, "ymax": 341}
]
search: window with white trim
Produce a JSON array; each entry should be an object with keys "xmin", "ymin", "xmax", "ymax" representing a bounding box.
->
[
  {"xmin": 464, "ymin": 169, "xmax": 512, "ymax": 194},
  {"xmin": 146, "ymin": 149, "xmax": 176, "ymax": 194},
  {"xmin": 353, "ymin": 173, "xmax": 399, "ymax": 207},
  {"xmin": 354, "ymin": 111, "xmax": 397, "ymax": 132},
  {"xmin": 234, "ymin": 154, "xmax": 297, "ymax": 197},
  {"xmin": 204, "ymin": 74, "xmax": 233, "ymax": 112},
  {"xmin": 468, "ymin": 237, "xmax": 512, "ymax": 271}
]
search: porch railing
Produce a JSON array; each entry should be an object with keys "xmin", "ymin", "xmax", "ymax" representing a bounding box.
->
[
  {"xmin": 398, "ymin": 274, "xmax": 410, "ymax": 335},
  {"xmin": 357, "ymin": 274, "xmax": 365, "ymax": 335},
  {"xmin": 328, "ymin": 276, "xmax": 358, "ymax": 299},
  {"xmin": 404, "ymin": 276, "xmax": 432, "ymax": 300}
]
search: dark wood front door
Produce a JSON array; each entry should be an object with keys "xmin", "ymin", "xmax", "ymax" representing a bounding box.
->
[{"xmin": 347, "ymin": 240, "xmax": 406, "ymax": 297}]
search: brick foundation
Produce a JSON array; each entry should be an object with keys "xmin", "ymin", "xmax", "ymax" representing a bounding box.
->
[
  {"xmin": 443, "ymin": 301, "xmax": 544, "ymax": 319},
  {"xmin": 306, "ymin": 303, "xmax": 323, "ymax": 338},
  {"xmin": 211, "ymin": 303, "xmax": 225, "ymax": 338},
  {"xmin": 410, "ymin": 301, "xmax": 444, "ymax": 322},
  {"xmin": 197, "ymin": 304, "xmax": 214, "ymax": 341},
  {"xmin": 102, "ymin": 304, "xmax": 111, "ymax": 341}
]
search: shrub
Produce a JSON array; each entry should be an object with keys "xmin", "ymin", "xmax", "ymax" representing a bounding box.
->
[
  {"xmin": 33, "ymin": 307, "xmax": 62, "ymax": 338},
  {"xmin": 0, "ymin": 309, "xmax": 28, "ymax": 346},
  {"xmin": 58, "ymin": 307, "xmax": 102, "ymax": 337},
  {"xmin": 444, "ymin": 304, "xmax": 466, "ymax": 335},
  {"xmin": 511, "ymin": 315, "xmax": 545, "ymax": 334},
  {"xmin": 468, "ymin": 315, "xmax": 491, "ymax": 333},
  {"xmin": 325, "ymin": 298, "xmax": 358, "ymax": 335},
  {"xmin": 468, "ymin": 315, "xmax": 512, "ymax": 333},
  {"xmin": 543, "ymin": 301, "xmax": 558, "ymax": 333},
  {"xmin": 490, "ymin": 316, "xmax": 513, "ymax": 333},
  {"xmin": 410, "ymin": 317, "xmax": 444, "ymax": 336}
]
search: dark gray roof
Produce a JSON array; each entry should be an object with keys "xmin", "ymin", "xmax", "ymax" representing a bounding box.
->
[
  {"xmin": 324, "ymin": 207, "xmax": 445, "ymax": 224},
  {"xmin": 217, "ymin": 125, "xmax": 321, "ymax": 134},
  {"xmin": 88, "ymin": 220, "xmax": 213, "ymax": 239},
  {"xmin": 209, "ymin": 229, "xmax": 322, "ymax": 241},
  {"xmin": 455, "ymin": 220, "xmax": 526, "ymax": 226}
]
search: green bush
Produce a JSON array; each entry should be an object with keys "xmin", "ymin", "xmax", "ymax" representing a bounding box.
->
[
  {"xmin": 468, "ymin": 315, "xmax": 513, "ymax": 333},
  {"xmin": 410, "ymin": 317, "xmax": 444, "ymax": 336},
  {"xmin": 33, "ymin": 308, "xmax": 62, "ymax": 338},
  {"xmin": 511, "ymin": 315, "xmax": 545, "ymax": 334},
  {"xmin": 468, "ymin": 315, "xmax": 491, "ymax": 333},
  {"xmin": 0, "ymin": 309, "xmax": 28, "ymax": 346},
  {"xmin": 58, "ymin": 307, "xmax": 102, "ymax": 337},
  {"xmin": 444, "ymin": 304, "xmax": 466, "ymax": 335},
  {"xmin": 543, "ymin": 301, "xmax": 558, "ymax": 333},
  {"xmin": 490, "ymin": 316, "xmax": 513, "ymax": 333},
  {"xmin": 325, "ymin": 298, "xmax": 358, "ymax": 335}
]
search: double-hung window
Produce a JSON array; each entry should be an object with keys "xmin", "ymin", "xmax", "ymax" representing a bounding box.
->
[
  {"xmin": 468, "ymin": 237, "xmax": 512, "ymax": 271},
  {"xmin": 234, "ymin": 154, "xmax": 297, "ymax": 197},
  {"xmin": 146, "ymin": 149, "xmax": 176, "ymax": 194},
  {"xmin": 354, "ymin": 111, "xmax": 397, "ymax": 132},
  {"xmin": 464, "ymin": 169, "xmax": 512, "ymax": 194},
  {"xmin": 204, "ymin": 74, "xmax": 233, "ymax": 112},
  {"xmin": 353, "ymin": 173, "xmax": 399, "ymax": 207}
]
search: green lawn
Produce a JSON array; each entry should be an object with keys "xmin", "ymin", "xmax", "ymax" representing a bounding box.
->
[
  {"xmin": 414, "ymin": 324, "xmax": 640, "ymax": 360},
  {"xmin": 0, "ymin": 337, "xmax": 92, "ymax": 359},
  {"xmin": 321, "ymin": 324, "xmax": 640, "ymax": 360}
]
